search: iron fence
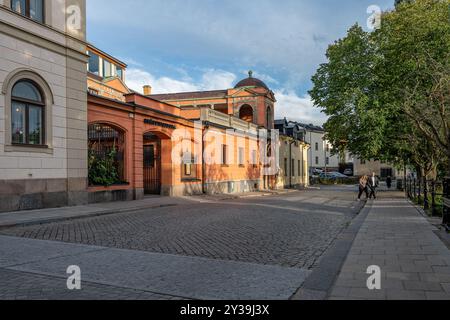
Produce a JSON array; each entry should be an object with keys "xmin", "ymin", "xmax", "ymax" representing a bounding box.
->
[{"xmin": 406, "ymin": 177, "xmax": 448, "ymax": 229}]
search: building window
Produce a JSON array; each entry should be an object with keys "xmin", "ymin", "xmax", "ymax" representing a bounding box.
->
[
  {"xmin": 221, "ymin": 145, "xmax": 228, "ymax": 165},
  {"xmin": 116, "ymin": 67, "xmax": 123, "ymax": 80},
  {"xmin": 88, "ymin": 123, "xmax": 126, "ymax": 186},
  {"xmin": 12, "ymin": 0, "xmax": 44, "ymax": 23},
  {"xmin": 284, "ymin": 158, "xmax": 288, "ymax": 176},
  {"xmin": 103, "ymin": 60, "xmax": 112, "ymax": 78},
  {"xmin": 298, "ymin": 160, "xmax": 301, "ymax": 177},
  {"xmin": 238, "ymin": 147, "xmax": 244, "ymax": 166},
  {"xmin": 239, "ymin": 105, "xmax": 253, "ymax": 123},
  {"xmin": 88, "ymin": 51, "xmax": 100, "ymax": 76},
  {"xmin": 315, "ymin": 157, "xmax": 319, "ymax": 165},
  {"xmin": 315, "ymin": 142, "xmax": 319, "ymax": 151},
  {"xmin": 292, "ymin": 159, "xmax": 295, "ymax": 177},
  {"xmin": 182, "ymin": 152, "xmax": 196, "ymax": 179},
  {"xmin": 11, "ymin": 80, "xmax": 45, "ymax": 145},
  {"xmin": 251, "ymin": 150, "xmax": 257, "ymax": 167},
  {"xmin": 326, "ymin": 157, "xmax": 330, "ymax": 165},
  {"xmin": 361, "ymin": 159, "xmax": 366, "ymax": 165}
]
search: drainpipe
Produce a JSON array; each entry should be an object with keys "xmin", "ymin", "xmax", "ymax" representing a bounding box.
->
[{"xmin": 202, "ymin": 123, "xmax": 208, "ymax": 194}]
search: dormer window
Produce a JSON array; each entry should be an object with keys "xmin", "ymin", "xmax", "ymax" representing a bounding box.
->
[
  {"xmin": 87, "ymin": 50, "xmax": 125, "ymax": 81},
  {"xmin": 11, "ymin": 0, "xmax": 44, "ymax": 23}
]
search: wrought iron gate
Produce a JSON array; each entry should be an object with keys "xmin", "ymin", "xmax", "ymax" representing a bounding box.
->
[{"xmin": 143, "ymin": 136, "xmax": 161, "ymax": 195}]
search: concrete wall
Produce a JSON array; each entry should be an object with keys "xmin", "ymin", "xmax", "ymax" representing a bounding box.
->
[{"xmin": 0, "ymin": 1, "xmax": 88, "ymax": 212}]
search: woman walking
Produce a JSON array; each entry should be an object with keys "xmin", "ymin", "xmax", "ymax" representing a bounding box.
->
[{"xmin": 358, "ymin": 175, "xmax": 369, "ymax": 201}]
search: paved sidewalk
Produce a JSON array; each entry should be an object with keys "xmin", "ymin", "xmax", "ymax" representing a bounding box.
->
[
  {"xmin": 0, "ymin": 235, "xmax": 310, "ymax": 300},
  {"xmin": 329, "ymin": 195, "xmax": 450, "ymax": 300}
]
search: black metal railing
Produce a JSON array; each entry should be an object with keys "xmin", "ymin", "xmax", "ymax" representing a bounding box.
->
[
  {"xmin": 443, "ymin": 177, "xmax": 450, "ymax": 231},
  {"xmin": 406, "ymin": 177, "xmax": 445, "ymax": 223}
]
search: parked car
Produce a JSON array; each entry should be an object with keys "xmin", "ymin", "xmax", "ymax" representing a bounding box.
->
[
  {"xmin": 319, "ymin": 172, "xmax": 349, "ymax": 180},
  {"xmin": 313, "ymin": 168, "xmax": 324, "ymax": 175},
  {"xmin": 343, "ymin": 169, "xmax": 353, "ymax": 176}
]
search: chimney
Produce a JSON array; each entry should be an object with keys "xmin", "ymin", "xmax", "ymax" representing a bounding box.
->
[{"xmin": 143, "ymin": 85, "xmax": 152, "ymax": 95}]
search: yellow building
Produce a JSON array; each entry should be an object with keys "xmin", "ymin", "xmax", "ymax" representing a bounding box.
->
[{"xmin": 275, "ymin": 120, "xmax": 310, "ymax": 189}]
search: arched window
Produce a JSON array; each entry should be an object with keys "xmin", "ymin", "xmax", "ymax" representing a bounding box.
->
[
  {"xmin": 88, "ymin": 123, "xmax": 126, "ymax": 186},
  {"xmin": 239, "ymin": 104, "xmax": 254, "ymax": 123},
  {"xmin": 11, "ymin": 80, "xmax": 45, "ymax": 145}
]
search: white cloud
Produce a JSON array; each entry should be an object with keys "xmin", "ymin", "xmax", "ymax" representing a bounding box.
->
[
  {"xmin": 274, "ymin": 90, "xmax": 328, "ymax": 126},
  {"xmin": 126, "ymin": 68, "xmax": 236, "ymax": 94},
  {"xmin": 126, "ymin": 67, "xmax": 327, "ymax": 126}
]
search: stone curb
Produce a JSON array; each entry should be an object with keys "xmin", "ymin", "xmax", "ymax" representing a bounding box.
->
[{"xmin": 0, "ymin": 204, "xmax": 178, "ymax": 230}]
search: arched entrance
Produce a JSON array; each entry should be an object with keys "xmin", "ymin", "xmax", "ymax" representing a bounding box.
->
[
  {"xmin": 143, "ymin": 133, "xmax": 161, "ymax": 195},
  {"xmin": 239, "ymin": 104, "xmax": 254, "ymax": 123}
]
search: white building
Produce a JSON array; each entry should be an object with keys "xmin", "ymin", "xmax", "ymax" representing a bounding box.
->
[
  {"xmin": 301, "ymin": 124, "xmax": 341, "ymax": 174},
  {"xmin": 0, "ymin": 0, "xmax": 88, "ymax": 212}
]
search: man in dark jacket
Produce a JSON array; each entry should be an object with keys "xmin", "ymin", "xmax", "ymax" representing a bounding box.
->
[{"xmin": 368, "ymin": 172, "xmax": 379, "ymax": 199}]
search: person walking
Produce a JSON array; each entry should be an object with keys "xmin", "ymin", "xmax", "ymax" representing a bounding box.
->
[
  {"xmin": 368, "ymin": 172, "xmax": 379, "ymax": 199},
  {"xmin": 358, "ymin": 175, "xmax": 369, "ymax": 201},
  {"xmin": 386, "ymin": 176, "xmax": 392, "ymax": 189}
]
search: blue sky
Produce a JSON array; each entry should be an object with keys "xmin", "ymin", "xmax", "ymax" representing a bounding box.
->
[{"xmin": 87, "ymin": 0, "xmax": 394, "ymax": 125}]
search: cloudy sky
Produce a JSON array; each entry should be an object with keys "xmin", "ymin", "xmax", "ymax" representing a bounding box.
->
[{"xmin": 87, "ymin": 0, "xmax": 394, "ymax": 125}]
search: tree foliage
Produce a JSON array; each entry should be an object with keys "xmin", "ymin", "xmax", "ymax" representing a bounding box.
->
[{"xmin": 309, "ymin": 0, "xmax": 450, "ymax": 178}]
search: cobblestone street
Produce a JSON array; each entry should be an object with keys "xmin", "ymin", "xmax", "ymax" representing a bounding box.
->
[
  {"xmin": 1, "ymin": 187, "xmax": 360, "ymax": 270},
  {"xmin": 0, "ymin": 186, "xmax": 361, "ymax": 300}
]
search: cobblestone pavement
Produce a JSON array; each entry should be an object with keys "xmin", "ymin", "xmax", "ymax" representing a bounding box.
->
[
  {"xmin": 1, "ymin": 187, "xmax": 360, "ymax": 270},
  {"xmin": 0, "ymin": 268, "xmax": 183, "ymax": 300},
  {"xmin": 329, "ymin": 194, "xmax": 450, "ymax": 300}
]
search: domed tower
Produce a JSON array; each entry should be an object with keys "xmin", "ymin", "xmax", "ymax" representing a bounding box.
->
[{"xmin": 233, "ymin": 71, "xmax": 276, "ymax": 129}]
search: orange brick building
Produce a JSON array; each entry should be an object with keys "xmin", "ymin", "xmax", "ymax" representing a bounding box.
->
[{"xmin": 86, "ymin": 44, "xmax": 278, "ymax": 202}]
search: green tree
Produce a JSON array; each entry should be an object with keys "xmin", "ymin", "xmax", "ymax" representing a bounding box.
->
[{"xmin": 309, "ymin": 0, "xmax": 450, "ymax": 178}]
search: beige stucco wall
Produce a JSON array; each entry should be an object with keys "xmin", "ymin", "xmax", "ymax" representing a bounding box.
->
[
  {"xmin": 277, "ymin": 136, "xmax": 309, "ymax": 189},
  {"xmin": 0, "ymin": 1, "xmax": 88, "ymax": 211}
]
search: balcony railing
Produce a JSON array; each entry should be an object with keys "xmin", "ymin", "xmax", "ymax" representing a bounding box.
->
[{"xmin": 201, "ymin": 108, "xmax": 259, "ymax": 132}]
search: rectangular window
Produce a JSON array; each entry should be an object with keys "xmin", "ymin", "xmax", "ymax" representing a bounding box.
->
[
  {"xmin": 315, "ymin": 142, "xmax": 319, "ymax": 151},
  {"xmin": 238, "ymin": 147, "xmax": 244, "ymax": 166},
  {"xmin": 12, "ymin": 0, "xmax": 44, "ymax": 23},
  {"xmin": 88, "ymin": 51, "xmax": 100, "ymax": 76},
  {"xmin": 361, "ymin": 159, "xmax": 366, "ymax": 165},
  {"xmin": 11, "ymin": 102, "xmax": 26, "ymax": 144},
  {"xmin": 29, "ymin": 0, "xmax": 44, "ymax": 23},
  {"xmin": 315, "ymin": 157, "xmax": 319, "ymax": 165},
  {"xmin": 292, "ymin": 159, "xmax": 295, "ymax": 177},
  {"xmin": 182, "ymin": 152, "xmax": 196, "ymax": 179},
  {"xmin": 298, "ymin": 160, "xmax": 301, "ymax": 177},
  {"xmin": 251, "ymin": 150, "xmax": 257, "ymax": 167},
  {"xmin": 28, "ymin": 105, "xmax": 43, "ymax": 145},
  {"xmin": 116, "ymin": 67, "xmax": 123, "ymax": 80},
  {"xmin": 326, "ymin": 157, "xmax": 330, "ymax": 165},
  {"xmin": 284, "ymin": 158, "xmax": 288, "ymax": 176},
  {"xmin": 221, "ymin": 145, "xmax": 228, "ymax": 165},
  {"xmin": 103, "ymin": 60, "xmax": 112, "ymax": 78}
]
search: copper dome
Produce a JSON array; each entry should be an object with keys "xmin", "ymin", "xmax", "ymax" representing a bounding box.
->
[{"xmin": 234, "ymin": 71, "xmax": 269, "ymax": 90}]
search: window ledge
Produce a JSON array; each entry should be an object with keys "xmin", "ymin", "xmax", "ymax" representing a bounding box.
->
[
  {"xmin": 4, "ymin": 144, "xmax": 53, "ymax": 154},
  {"xmin": 181, "ymin": 178, "xmax": 202, "ymax": 182}
]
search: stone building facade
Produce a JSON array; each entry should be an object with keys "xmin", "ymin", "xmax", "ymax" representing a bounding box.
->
[{"xmin": 0, "ymin": 0, "xmax": 88, "ymax": 212}]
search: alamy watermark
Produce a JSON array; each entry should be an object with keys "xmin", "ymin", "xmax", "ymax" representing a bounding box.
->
[
  {"xmin": 66, "ymin": 265, "xmax": 81, "ymax": 290},
  {"xmin": 366, "ymin": 265, "xmax": 382, "ymax": 290}
]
